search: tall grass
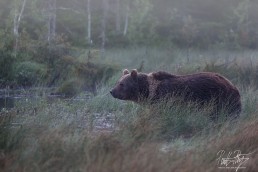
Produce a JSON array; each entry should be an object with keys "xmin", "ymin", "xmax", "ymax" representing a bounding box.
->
[{"xmin": 1, "ymin": 48, "xmax": 258, "ymax": 171}]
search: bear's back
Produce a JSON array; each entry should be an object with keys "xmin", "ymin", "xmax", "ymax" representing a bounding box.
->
[{"xmin": 150, "ymin": 71, "xmax": 241, "ymax": 117}]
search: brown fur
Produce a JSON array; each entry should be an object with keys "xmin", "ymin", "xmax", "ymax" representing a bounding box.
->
[
  {"xmin": 147, "ymin": 73, "xmax": 161, "ymax": 99},
  {"xmin": 110, "ymin": 69, "xmax": 242, "ymax": 119}
]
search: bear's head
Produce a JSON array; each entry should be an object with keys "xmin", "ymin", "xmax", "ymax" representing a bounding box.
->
[{"xmin": 110, "ymin": 69, "xmax": 140, "ymax": 101}]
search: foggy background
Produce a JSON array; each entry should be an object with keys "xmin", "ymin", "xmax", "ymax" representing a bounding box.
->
[
  {"xmin": 1, "ymin": 0, "xmax": 258, "ymax": 90},
  {"xmin": 1, "ymin": 0, "xmax": 258, "ymax": 49}
]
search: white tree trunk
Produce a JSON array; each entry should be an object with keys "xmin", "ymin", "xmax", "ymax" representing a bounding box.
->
[
  {"xmin": 48, "ymin": 0, "xmax": 56, "ymax": 43},
  {"xmin": 13, "ymin": 9, "xmax": 18, "ymax": 37},
  {"xmin": 13, "ymin": 0, "xmax": 27, "ymax": 55},
  {"xmin": 123, "ymin": 5, "xmax": 129, "ymax": 36},
  {"xmin": 101, "ymin": 0, "xmax": 108, "ymax": 56},
  {"xmin": 87, "ymin": 0, "xmax": 92, "ymax": 44}
]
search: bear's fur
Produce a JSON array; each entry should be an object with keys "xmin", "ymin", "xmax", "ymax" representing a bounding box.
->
[{"xmin": 110, "ymin": 69, "xmax": 242, "ymax": 118}]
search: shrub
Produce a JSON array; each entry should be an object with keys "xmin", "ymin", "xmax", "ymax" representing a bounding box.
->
[
  {"xmin": 0, "ymin": 50, "xmax": 15, "ymax": 87},
  {"xmin": 14, "ymin": 61, "xmax": 47, "ymax": 87},
  {"xmin": 56, "ymin": 78, "xmax": 84, "ymax": 97}
]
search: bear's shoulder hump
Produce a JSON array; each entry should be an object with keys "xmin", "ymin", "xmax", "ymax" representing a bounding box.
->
[{"xmin": 150, "ymin": 71, "xmax": 177, "ymax": 81}]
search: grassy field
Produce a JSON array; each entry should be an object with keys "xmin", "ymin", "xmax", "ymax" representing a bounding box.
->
[{"xmin": 1, "ymin": 48, "xmax": 258, "ymax": 172}]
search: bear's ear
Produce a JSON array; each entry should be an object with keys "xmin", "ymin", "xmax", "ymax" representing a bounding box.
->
[
  {"xmin": 123, "ymin": 69, "xmax": 130, "ymax": 75},
  {"xmin": 131, "ymin": 69, "xmax": 138, "ymax": 80}
]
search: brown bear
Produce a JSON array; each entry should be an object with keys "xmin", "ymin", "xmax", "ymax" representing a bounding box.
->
[{"xmin": 110, "ymin": 69, "xmax": 241, "ymax": 119}]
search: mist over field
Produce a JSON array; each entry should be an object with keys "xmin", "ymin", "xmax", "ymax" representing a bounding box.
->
[{"xmin": 0, "ymin": 0, "xmax": 258, "ymax": 171}]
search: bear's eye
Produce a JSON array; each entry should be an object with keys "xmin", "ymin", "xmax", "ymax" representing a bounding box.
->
[{"xmin": 119, "ymin": 83, "xmax": 124, "ymax": 87}]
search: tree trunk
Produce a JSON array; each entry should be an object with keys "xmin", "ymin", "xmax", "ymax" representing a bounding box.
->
[
  {"xmin": 101, "ymin": 0, "xmax": 108, "ymax": 57},
  {"xmin": 86, "ymin": 0, "xmax": 92, "ymax": 44},
  {"xmin": 48, "ymin": 0, "xmax": 56, "ymax": 43},
  {"xmin": 13, "ymin": 0, "xmax": 27, "ymax": 55},
  {"xmin": 123, "ymin": 5, "xmax": 129, "ymax": 36}
]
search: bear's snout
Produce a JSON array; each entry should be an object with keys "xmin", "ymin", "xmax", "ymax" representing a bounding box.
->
[
  {"xmin": 110, "ymin": 89, "xmax": 124, "ymax": 100},
  {"xmin": 110, "ymin": 89, "xmax": 117, "ymax": 98}
]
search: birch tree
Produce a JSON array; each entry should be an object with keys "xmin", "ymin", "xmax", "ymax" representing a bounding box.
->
[
  {"xmin": 47, "ymin": 0, "xmax": 56, "ymax": 43},
  {"xmin": 123, "ymin": 4, "xmax": 129, "ymax": 36},
  {"xmin": 101, "ymin": 0, "xmax": 108, "ymax": 56},
  {"xmin": 86, "ymin": 0, "xmax": 92, "ymax": 44},
  {"xmin": 13, "ymin": 0, "xmax": 27, "ymax": 55}
]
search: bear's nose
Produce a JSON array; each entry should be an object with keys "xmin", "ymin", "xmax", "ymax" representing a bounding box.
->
[{"xmin": 110, "ymin": 90, "xmax": 116, "ymax": 98}]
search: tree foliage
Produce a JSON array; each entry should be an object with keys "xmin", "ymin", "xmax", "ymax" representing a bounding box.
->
[
  {"xmin": 0, "ymin": 0, "xmax": 257, "ymax": 49},
  {"xmin": 0, "ymin": 0, "xmax": 258, "ymax": 88}
]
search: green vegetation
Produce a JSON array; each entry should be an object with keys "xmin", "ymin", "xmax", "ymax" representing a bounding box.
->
[
  {"xmin": 1, "ymin": 0, "xmax": 258, "ymax": 49},
  {"xmin": 1, "ymin": 0, "xmax": 258, "ymax": 91},
  {"xmin": 0, "ymin": 41, "xmax": 118, "ymax": 95},
  {"xmin": 1, "ymin": 0, "xmax": 258, "ymax": 171},
  {"xmin": 1, "ymin": 48, "xmax": 258, "ymax": 171}
]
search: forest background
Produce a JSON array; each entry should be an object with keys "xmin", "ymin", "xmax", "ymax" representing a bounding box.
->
[{"xmin": 1, "ymin": 0, "xmax": 258, "ymax": 89}]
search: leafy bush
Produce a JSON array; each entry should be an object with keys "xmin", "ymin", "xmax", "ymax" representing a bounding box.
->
[
  {"xmin": 0, "ymin": 50, "xmax": 15, "ymax": 87},
  {"xmin": 14, "ymin": 61, "xmax": 47, "ymax": 87},
  {"xmin": 56, "ymin": 78, "xmax": 84, "ymax": 97}
]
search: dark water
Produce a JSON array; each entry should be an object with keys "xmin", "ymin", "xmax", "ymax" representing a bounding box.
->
[
  {"xmin": 0, "ymin": 88, "xmax": 115, "ymax": 131},
  {"xmin": 0, "ymin": 96, "xmax": 14, "ymax": 109},
  {"xmin": 0, "ymin": 88, "xmax": 57, "ymax": 110},
  {"xmin": 0, "ymin": 89, "xmax": 13, "ymax": 109}
]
